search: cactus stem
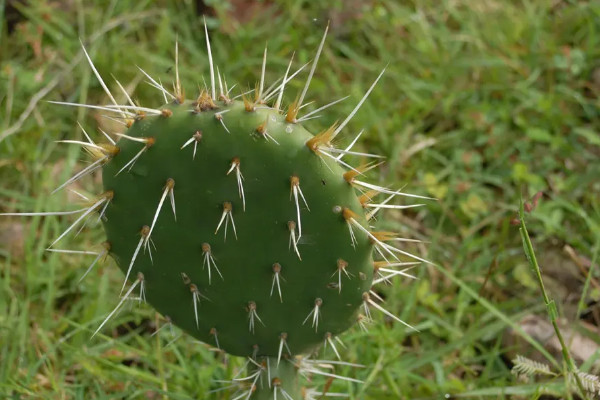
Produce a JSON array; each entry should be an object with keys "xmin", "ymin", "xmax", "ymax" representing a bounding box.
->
[
  {"xmin": 302, "ymin": 298, "xmax": 323, "ymax": 332},
  {"xmin": 287, "ymin": 221, "xmax": 302, "ymax": 260},
  {"xmin": 202, "ymin": 243, "xmax": 223, "ymax": 284},
  {"xmin": 79, "ymin": 40, "xmax": 127, "ymax": 119},
  {"xmin": 92, "ymin": 274, "xmax": 143, "ymax": 338},
  {"xmin": 210, "ymin": 327, "xmax": 220, "ymax": 349},
  {"xmin": 247, "ymin": 301, "xmax": 265, "ymax": 333},
  {"xmin": 121, "ymin": 225, "xmax": 150, "ymax": 295},
  {"xmin": 296, "ymin": 95, "xmax": 350, "ymax": 123},
  {"xmin": 277, "ymin": 333, "xmax": 291, "ymax": 366},
  {"xmin": 323, "ymin": 332, "xmax": 342, "ymax": 361},
  {"xmin": 270, "ymin": 263, "xmax": 285, "ymax": 303},
  {"xmin": 330, "ymin": 259, "xmax": 353, "ymax": 294},
  {"xmin": 215, "ymin": 111, "xmax": 231, "ymax": 133},
  {"xmin": 227, "ymin": 158, "xmax": 246, "ymax": 211},
  {"xmin": 48, "ymin": 194, "xmax": 112, "ymax": 248},
  {"xmin": 145, "ymin": 178, "xmax": 176, "ymax": 248},
  {"xmin": 289, "ymin": 176, "xmax": 309, "ymax": 240},
  {"xmin": 137, "ymin": 66, "xmax": 176, "ymax": 101},
  {"xmin": 215, "ymin": 201, "xmax": 237, "ymax": 241},
  {"xmin": 203, "ymin": 17, "xmax": 216, "ymax": 101},
  {"xmin": 181, "ymin": 130, "xmax": 203, "ymax": 159}
]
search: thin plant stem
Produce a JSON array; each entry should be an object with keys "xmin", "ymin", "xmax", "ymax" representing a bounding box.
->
[{"xmin": 518, "ymin": 197, "xmax": 588, "ymax": 399}]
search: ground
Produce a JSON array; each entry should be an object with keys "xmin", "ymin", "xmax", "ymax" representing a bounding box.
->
[{"xmin": 0, "ymin": 1, "xmax": 599, "ymax": 399}]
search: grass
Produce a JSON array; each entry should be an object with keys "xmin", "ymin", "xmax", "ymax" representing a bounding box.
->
[{"xmin": 1, "ymin": 0, "xmax": 600, "ymax": 398}]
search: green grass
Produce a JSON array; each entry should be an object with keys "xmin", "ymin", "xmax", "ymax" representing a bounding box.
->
[{"xmin": 1, "ymin": 0, "xmax": 600, "ymax": 398}]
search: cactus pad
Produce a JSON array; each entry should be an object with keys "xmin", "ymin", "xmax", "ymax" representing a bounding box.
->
[{"xmin": 102, "ymin": 100, "xmax": 374, "ymax": 357}]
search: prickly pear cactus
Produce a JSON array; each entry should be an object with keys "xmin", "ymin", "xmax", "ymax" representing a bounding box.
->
[
  {"xmin": 103, "ymin": 97, "xmax": 374, "ymax": 358},
  {"xmin": 2, "ymin": 24, "xmax": 426, "ymax": 399}
]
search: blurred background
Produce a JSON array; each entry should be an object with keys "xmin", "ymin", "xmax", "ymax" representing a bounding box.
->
[{"xmin": 0, "ymin": 0, "xmax": 599, "ymax": 398}]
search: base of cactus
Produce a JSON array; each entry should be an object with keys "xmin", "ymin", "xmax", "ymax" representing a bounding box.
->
[{"xmin": 245, "ymin": 356, "xmax": 302, "ymax": 399}]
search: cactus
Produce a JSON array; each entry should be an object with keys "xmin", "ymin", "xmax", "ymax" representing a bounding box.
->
[{"xmin": 1, "ymin": 23, "xmax": 427, "ymax": 399}]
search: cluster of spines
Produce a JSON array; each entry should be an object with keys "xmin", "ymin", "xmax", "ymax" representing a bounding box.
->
[{"xmin": 0, "ymin": 20, "xmax": 433, "ymax": 399}]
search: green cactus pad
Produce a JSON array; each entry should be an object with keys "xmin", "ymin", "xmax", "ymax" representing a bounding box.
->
[{"xmin": 102, "ymin": 100, "xmax": 374, "ymax": 357}]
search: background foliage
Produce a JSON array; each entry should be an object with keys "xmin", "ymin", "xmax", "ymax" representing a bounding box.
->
[{"xmin": 1, "ymin": 0, "xmax": 599, "ymax": 398}]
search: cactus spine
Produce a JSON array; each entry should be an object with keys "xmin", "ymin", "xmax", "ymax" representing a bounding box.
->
[{"xmin": 2, "ymin": 23, "xmax": 426, "ymax": 398}]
